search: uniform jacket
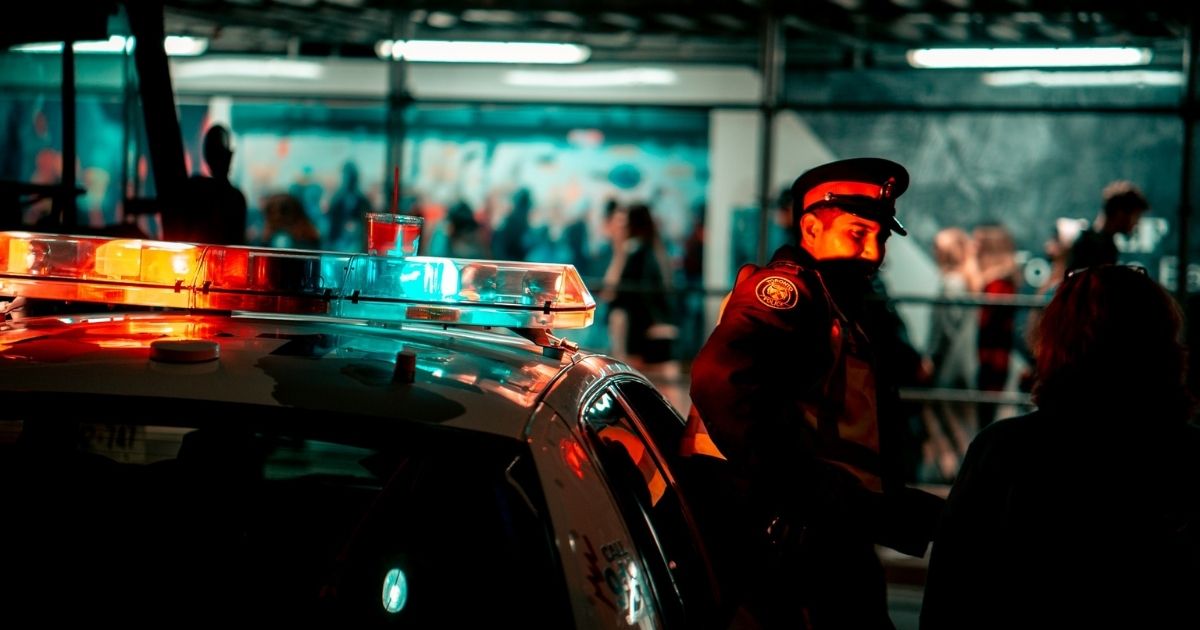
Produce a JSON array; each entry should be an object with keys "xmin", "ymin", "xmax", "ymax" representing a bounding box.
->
[{"xmin": 688, "ymin": 245, "xmax": 941, "ymax": 557}]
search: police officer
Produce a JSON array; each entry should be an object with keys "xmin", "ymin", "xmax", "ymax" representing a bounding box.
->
[{"xmin": 683, "ymin": 157, "xmax": 944, "ymax": 629}]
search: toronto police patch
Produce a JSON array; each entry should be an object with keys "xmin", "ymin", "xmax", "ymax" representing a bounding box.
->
[{"xmin": 755, "ymin": 276, "xmax": 799, "ymax": 310}]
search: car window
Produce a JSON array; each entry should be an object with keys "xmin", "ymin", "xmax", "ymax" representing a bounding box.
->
[
  {"xmin": 582, "ymin": 381, "xmax": 721, "ymax": 629},
  {"xmin": 0, "ymin": 411, "xmax": 569, "ymax": 627}
]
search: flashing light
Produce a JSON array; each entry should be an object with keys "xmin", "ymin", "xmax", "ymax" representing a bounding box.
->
[
  {"xmin": 0, "ymin": 232, "xmax": 595, "ymax": 330},
  {"xmin": 381, "ymin": 568, "xmax": 408, "ymax": 613}
]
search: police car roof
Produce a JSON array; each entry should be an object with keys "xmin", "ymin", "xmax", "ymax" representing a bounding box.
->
[{"xmin": 0, "ymin": 311, "xmax": 587, "ymax": 441}]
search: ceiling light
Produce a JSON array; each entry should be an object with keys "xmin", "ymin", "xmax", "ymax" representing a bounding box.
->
[
  {"xmin": 376, "ymin": 40, "xmax": 589, "ymax": 64},
  {"xmin": 504, "ymin": 68, "xmax": 676, "ymax": 87},
  {"xmin": 174, "ymin": 59, "xmax": 323, "ymax": 80},
  {"xmin": 907, "ymin": 47, "xmax": 1152, "ymax": 69},
  {"xmin": 9, "ymin": 35, "xmax": 208, "ymax": 57},
  {"xmin": 982, "ymin": 70, "xmax": 1184, "ymax": 87},
  {"xmin": 162, "ymin": 36, "xmax": 208, "ymax": 57}
]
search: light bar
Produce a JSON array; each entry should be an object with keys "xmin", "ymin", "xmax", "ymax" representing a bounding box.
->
[
  {"xmin": 0, "ymin": 232, "xmax": 595, "ymax": 330},
  {"xmin": 375, "ymin": 39, "xmax": 590, "ymax": 64},
  {"xmin": 907, "ymin": 47, "xmax": 1152, "ymax": 69}
]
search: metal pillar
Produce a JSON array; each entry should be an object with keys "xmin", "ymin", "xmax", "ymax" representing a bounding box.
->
[
  {"xmin": 58, "ymin": 40, "xmax": 77, "ymax": 228},
  {"xmin": 127, "ymin": 2, "xmax": 187, "ymax": 216},
  {"xmin": 755, "ymin": 13, "xmax": 784, "ymax": 264},
  {"xmin": 384, "ymin": 12, "xmax": 413, "ymax": 214},
  {"xmin": 1179, "ymin": 17, "xmax": 1199, "ymax": 298}
]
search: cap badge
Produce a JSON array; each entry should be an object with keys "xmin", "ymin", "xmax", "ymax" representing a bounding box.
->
[
  {"xmin": 880, "ymin": 177, "xmax": 896, "ymax": 200},
  {"xmin": 755, "ymin": 276, "xmax": 799, "ymax": 310}
]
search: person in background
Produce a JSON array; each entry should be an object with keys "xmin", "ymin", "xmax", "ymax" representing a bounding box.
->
[
  {"xmin": 921, "ymin": 265, "xmax": 1200, "ymax": 630},
  {"xmin": 581, "ymin": 199, "xmax": 624, "ymax": 354},
  {"xmin": 973, "ymin": 222, "xmax": 1018, "ymax": 429},
  {"xmin": 920, "ymin": 227, "xmax": 981, "ymax": 482},
  {"xmin": 607, "ymin": 203, "xmax": 684, "ymax": 409},
  {"xmin": 325, "ymin": 161, "xmax": 370, "ymax": 251},
  {"xmin": 288, "ymin": 166, "xmax": 325, "ymax": 240},
  {"xmin": 683, "ymin": 158, "xmax": 943, "ymax": 629},
  {"xmin": 169, "ymin": 125, "xmax": 248, "ymax": 245},
  {"xmin": 1066, "ymin": 180, "xmax": 1149, "ymax": 273},
  {"xmin": 429, "ymin": 200, "xmax": 490, "ymax": 259},
  {"xmin": 678, "ymin": 199, "xmax": 708, "ymax": 362},
  {"xmin": 1018, "ymin": 217, "xmax": 1088, "ymax": 392},
  {"xmin": 491, "ymin": 188, "xmax": 533, "ymax": 261},
  {"xmin": 262, "ymin": 193, "xmax": 320, "ymax": 250}
]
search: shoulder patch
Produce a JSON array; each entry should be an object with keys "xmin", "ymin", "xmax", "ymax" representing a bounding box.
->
[{"xmin": 755, "ymin": 276, "xmax": 799, "ymax": 310}]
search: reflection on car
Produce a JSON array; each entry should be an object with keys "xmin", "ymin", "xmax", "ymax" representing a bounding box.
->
[{"xmin": 0, "ymin": 232, "xmax": 722, "ymax": 628}]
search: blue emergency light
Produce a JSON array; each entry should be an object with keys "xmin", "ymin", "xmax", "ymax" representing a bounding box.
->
[{"xmin": 0, "ymin": 232, "xmax": 595, "ymax": 331}]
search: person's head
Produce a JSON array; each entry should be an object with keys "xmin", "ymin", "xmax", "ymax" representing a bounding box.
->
[
  {"xmin": 973, "ymin": 222, "xmax": 1016, "ymax": 279},
  {"xmin": 933, "ymin": 227, "xmax": 971, "ymax": 273},
  {"xmin": 341, "ymin": 161, "xmax": 360, "ymax": 189},
  {"xmin": 625, "ymin": 203, "xmax": 658, "ymax": 243},
  {"xmin": 791, "ymin": 157, "xmax": 909, "ymax": 269},
  {"xmin": 1100, "ymin": 180, "xmax": 1149, "ymax": 235},
  {"xmin": 447, "ymin": 200, "xmax": 477, "ymax": 234},
  {"xmin": 202, "ymin": 125, "xmax": 234, "ymax": 179},
  {"xmin": 1032, "ymin": 265, "xmax": 1190, "ymax": 419}
]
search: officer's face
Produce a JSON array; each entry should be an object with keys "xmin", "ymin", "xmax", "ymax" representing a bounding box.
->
[{"xmin": 802, "ymin": 211, "xmax": 888, "ymax": 264}]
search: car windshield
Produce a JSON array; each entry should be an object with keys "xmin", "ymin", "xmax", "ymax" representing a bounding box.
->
[{"xmin": 0, "ymin": 395, "xmax": 569, "ymax": 627}]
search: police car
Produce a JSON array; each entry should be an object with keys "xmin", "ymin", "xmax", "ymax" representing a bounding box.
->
[{"xmin": 0, "ymin": 232, "xmax": 722, "ymax": 628}]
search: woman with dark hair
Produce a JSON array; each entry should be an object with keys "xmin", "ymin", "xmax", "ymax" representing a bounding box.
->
[
  {"xmin": 262, "ymin": 193, "xmax": 321, "ymax": 250},
  {"xmin": 605, "ymin": 202, "xmax": 684, "ymax": 409},
  {"xmin": 921, "ymin": 265, "xmax": 1200, "ymax": 629}
]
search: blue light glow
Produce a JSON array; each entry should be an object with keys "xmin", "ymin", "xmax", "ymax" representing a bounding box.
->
[{"xmin": 382, "ymin": 567, "xmax": 408, "ymax": 614}]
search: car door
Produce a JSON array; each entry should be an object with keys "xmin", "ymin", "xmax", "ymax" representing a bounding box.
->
[{"xmin": 579, "ymin": 379, "xmax": 723, "ymax": 629}]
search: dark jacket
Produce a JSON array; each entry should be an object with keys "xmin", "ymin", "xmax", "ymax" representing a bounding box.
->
[
  {"xmin": 1066, "ymin": 228, "xmax": 1119, "ymax": 273},
  {"xmin": 921, "ymin": 408, "xmax": 1200, "ymax": 630},
  {"xmin": 687, "ymin": 245, "xmax": 942, "ymax": 628}
]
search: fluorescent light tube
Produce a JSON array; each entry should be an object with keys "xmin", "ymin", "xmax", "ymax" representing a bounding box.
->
[
  {"xmin": 376, "ymin": 40, "xmax": 589, "ymax": 64},
  {"xmin": 504, "ymin": 68, "xmax": 676, "ymax": 87},
  {"xmin": 908, "ymin": 47, "xmax": 1152, "ymax": 69},
  {"xmin": 982, "ymin": 70, "xmax": 1184, "ymax": 87},
  {"xmin": 10, "ymin": 36, "xmax": 207, "ymax": 57},
  {"xmin": 174, "ymin": 59, "xmax": 324, "ymax": 80}
]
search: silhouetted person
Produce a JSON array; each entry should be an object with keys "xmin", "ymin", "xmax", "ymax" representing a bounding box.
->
[
  {"xmin": 168, "ymin": 125, "xmax": 248, "ymax": 244},
  {"xmin": 1066, "ymin": 180, "xmax": 1149, "ymax": 273},
  {"xmin": 430, "ymin": 200, "xmax": 489, "ymax": 259},
  {"xmin": 491, "ymin": 188, "xmax": 532, "ymax": 261},
  {"xmin": 326, "ymin": 161, "xmax": 369, "ymax": 251},
  {"xmin": 922, "ymin": 265, "xmax": 1200, "ymax": 630},
  {"xmin": 607, "ymin": 202, "xmax": 685, "ymax": 409}
]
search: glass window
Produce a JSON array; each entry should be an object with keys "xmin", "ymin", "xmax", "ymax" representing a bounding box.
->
[
  {"xmin": 582, "ymin": 381, "xmax": 720, "ymax": 628},
  {"xmin": 0, "ymin": 406, "xmax": 568, "ymax": 627}
]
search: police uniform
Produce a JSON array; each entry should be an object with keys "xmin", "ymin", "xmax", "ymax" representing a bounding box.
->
[{"xmin": 684, "ymin": 158, "xmax": 943, "ymax": 629}]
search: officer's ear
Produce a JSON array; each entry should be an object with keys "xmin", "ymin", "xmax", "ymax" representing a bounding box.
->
[{"xmin": 799, "ymin": 212, "xmax": 823, "ymax": 247}]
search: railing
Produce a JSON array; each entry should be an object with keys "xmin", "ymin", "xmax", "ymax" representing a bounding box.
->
[{"xmin": 586, "ymin": 276, "xmax": 1046, "ymax": 407}]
